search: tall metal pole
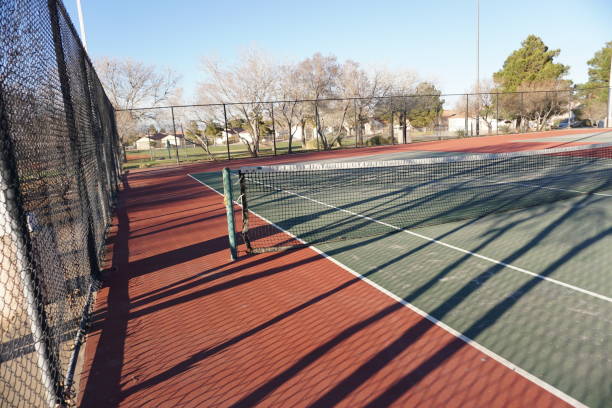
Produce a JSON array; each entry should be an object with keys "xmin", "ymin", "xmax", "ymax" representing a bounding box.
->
[
  {"xmin": 76, "ymin": 0, "xmax": 88, "ymax": 52},
  {"xmin": 170, "ymin": 106, "xmax": 179, "ymax": 164},
  {"xmin": 223, "ymin": 104, "xmax": 231, "ymax": 160},
  {"xmin": 475, "ymin": 0, "xmax": 480, "ymax": 136}
]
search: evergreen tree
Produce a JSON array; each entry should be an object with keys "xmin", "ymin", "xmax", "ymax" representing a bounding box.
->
[{"xmin": 493, "ymin": 35, "xmax": 569, "ymax": 91}]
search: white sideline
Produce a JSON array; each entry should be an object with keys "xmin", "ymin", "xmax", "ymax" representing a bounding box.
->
[{"xmin": 189, "ymin": 172, "xmax": 588, "ymax": 408}]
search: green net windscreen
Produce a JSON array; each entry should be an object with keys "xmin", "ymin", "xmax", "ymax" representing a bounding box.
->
[{"xmin": 236, "ymin": 143, "xmax": 612, "ymax": 252}]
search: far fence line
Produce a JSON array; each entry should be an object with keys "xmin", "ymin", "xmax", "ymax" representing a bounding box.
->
[{"xmin": 117, "ymin": 86, "xmax": 611, "ymax": 164}]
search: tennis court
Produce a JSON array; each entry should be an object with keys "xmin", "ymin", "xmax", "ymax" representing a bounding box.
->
[{"xmin": 190, "ymin": 130, "xmax": 612, "ymax": 407}]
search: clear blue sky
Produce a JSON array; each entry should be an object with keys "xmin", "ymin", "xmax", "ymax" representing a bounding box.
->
[{"xmin": 65, "ymin": 0, "xmax": 611, "ymax": 102}]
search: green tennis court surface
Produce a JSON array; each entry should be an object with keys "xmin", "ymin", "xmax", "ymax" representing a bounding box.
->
[{"xmin": 191, "ymin": 146, "xmax": 612, "ymax": 408}]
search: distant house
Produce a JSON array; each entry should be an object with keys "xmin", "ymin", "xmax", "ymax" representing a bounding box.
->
[
  {"xmin": 448, "ymin": 116, "xmax": 502, "ymax": 134},
  {"xmin": 135, "ymin": 132, "xmax": 189, "ymax": 150},
  {"xmin": 161, "ymin": 133, "xmax": 185, "ymax": 146},
  {"xmin": 363, "ymin": 119, "xmax": 385, "ymax": 135},
  {"xmin": 217, "ymin": 128, "xmax": 253, "ymax": 144},
  {"xmin": 135, "ymin": 132, "xmax": 166, "ymax": 150},
  {"xmin": 440, "ymin": 110, "xmax": 460, "ymax": 127}
]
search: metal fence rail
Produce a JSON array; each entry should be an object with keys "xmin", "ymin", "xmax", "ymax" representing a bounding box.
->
[
  {"xmin": 0, "ymin": 0, "xmax": 121, "ymax": 406},
  {"xmin": 119, "ymin": 86, "xmax": 610, "ymax": 165}
]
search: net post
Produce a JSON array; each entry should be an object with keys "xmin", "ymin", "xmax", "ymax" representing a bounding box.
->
[
  {"xmin": 222, "ymin": 168, "xmax": 237, "ymax": 260},
  {"xmin": 238, "ymin": 170, "xmax": 253, "ymax": 253}
]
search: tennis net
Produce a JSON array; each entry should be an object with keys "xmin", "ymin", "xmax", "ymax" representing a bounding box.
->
[{"xmin": 234, "ymin": 143, "xmax": 612, "ymax": 252}]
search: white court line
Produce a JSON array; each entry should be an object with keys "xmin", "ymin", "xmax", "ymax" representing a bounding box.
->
[{"xmin": 188, "ymin": 172, "xmax": 587, "ymax": 408}]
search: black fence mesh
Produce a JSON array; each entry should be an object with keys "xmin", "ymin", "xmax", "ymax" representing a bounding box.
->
[
  {"xmin": 120, "ymin": 85, "xmax": 608, "ymax": 168},
  {"xmin": 0, "ymin": 0, "xmax": 121, "ymax": 406}
]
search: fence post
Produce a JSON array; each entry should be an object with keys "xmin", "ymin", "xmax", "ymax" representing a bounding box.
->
[
  {"xmin": 107, "ymin": 108, "xmax": 122, "ymax": 184},
  {"xmin": 465, "ymin": 94, "xmax": 469, "ymax": 136},
  {"xmin": 180, "ymin": 123, "xmax": 186, "ymax": 152},
  {"xmin": 223, "ymin": 104, "xmax": 231, "ymax": 160},
  {"xmin": 314, "ymin": 99, "xmax": 320, "ymax": 151},
  {"xmin": 354, "ymin": 99, "xmax": 358, "ymax": 148},
  {"xmin": 148, "ymin": 130, "xmax": 153, "ymax": 161},
  {"xmin": 389, "ymin": 109, "xmax": 394, "ymax": 144},
  {"xmin": 402, "ymin": 98, "xmax": 407, "ymax": 144},
  {"xmin": 222, "ymin": 168, "xmax": 237, "ymax": 260},
  {"xmin": 568, "ymin": 89, "xmax": 572, "ymax": 128},
  {"xmin": 270, "ymin": 103, "xmax": 277, "ymax": 156},
  {"xmin": 170, "ymin": 106, "xmax": 180, "ymax": 164},
  {"xmin": 520, "ymin": 92, "xmax": 524, "ymax": 133},
  {"xmin": 476, "ymin": 93, "xmax": 480, "ymax": 136},
  {"xmin": 496, "ymin": 93, "xmax": 499, "ymax": 135}
]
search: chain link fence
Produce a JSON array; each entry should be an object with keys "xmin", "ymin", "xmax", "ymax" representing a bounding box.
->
[
  {"xmin": 0, "ymin": 0, "xmax": 121, "ymax": 406},
  {"xmin": 119, "ymin": 86, "xmax": 609, "ymax": 167}
]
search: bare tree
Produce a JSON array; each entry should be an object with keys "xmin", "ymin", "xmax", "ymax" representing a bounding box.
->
[
  {"xmin": 274, "ymin": 64, "xmax": 310, "ymax": 152},
  {"xmin": 340, "ymin": 62, "xmax": 392, "ymax": 145},
  {"xmin": 95, "ymin": 57, "xmax": 181, "ymax": 143},
  {"xmin": 389, "ymin": 72, "xmax": 420, "ymax": 143},
  {"xmin": 519, "ymin": 80, "xmax": 569, "ymax": 130},
  {"xmin": 294, "ymin": 53, "xmax": 342, "ymax": 149},
  {"xmin": 95, "ymin": 57, "xmax": 181, "ymax": 109},
  {"xmin": 456, "ymin": 79, "xmax": 497, "ymax": 134},
  {"xmin": 198, "ymin": 49, "xmax": 276, "ymax": 157}
]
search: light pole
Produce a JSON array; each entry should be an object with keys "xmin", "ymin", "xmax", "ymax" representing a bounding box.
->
[{"xmin": 76, "ymin": 0, "xmax": 88, "ymax": 52}]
